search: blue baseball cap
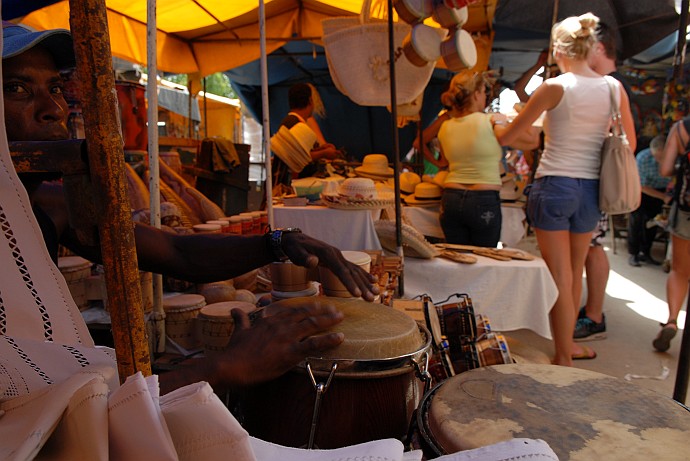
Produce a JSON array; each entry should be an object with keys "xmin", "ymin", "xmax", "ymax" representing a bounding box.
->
[{"xmin": 2, "ymin": 21, "xmax": 75, "ymax": 69}]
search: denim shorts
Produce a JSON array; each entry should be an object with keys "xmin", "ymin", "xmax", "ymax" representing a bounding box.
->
[{"xmin": 526, "ymin": 176, "xmax": 600, "ymax": 233}]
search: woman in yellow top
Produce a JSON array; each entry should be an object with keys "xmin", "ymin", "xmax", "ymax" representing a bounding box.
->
[{"xmin": 438, "ymin": 71, "xmax": 538, "ymax": 247}]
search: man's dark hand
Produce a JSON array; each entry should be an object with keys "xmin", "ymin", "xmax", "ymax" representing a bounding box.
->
[
  {"xmin": 211, "ymin": 300, "xmax": 345, "ymax": 388},
  {"xmin": 281, "ymin": 232, "xmax": 379, "ymax": 301}
]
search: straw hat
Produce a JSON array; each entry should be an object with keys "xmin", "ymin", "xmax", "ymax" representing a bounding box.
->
[
  {"xmin": 355, "ymin": 154, "xmax": 394, "ymax": 178},
  {"xmin": 400, "ymin": 171, "xmax": 422, "ymax": 195},
  {"xmin": 375, "ymin": 220, "xmax": 439, "ymax": 259},
  {"xmin": 404, "ymin": 182, "xmax": 443, "ymax": 207},
  {"xmin": 321, "ymin": 178, "xmax": 394, "ymax": 210},
  {"xmin": 432, "ymin": 170, "xmax": 449, "ymax": 187},
  {"xmin": 270, "ymin": 125, "xmax": 311, "ymax": 173},
  {"xmin": 289, "ymin": 122, "xmax": 318, "ymax": 155},
  {"xmin": 337, "ymin": 178, "xmax": 378, "ymax": 199}
]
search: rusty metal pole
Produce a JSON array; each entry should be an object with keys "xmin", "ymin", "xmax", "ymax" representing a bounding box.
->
[{"xmin": 69, "ymin": 0, "xmax": 152, "ymax": 380}]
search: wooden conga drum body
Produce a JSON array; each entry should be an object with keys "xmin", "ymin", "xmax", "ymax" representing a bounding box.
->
[
  {"xmin": 239, "ymin": 297, "xmax": 431, "ymax": 449},
  {"xmin": 418, "ymin": 364, "xmax": 690, "ymax": 460}
]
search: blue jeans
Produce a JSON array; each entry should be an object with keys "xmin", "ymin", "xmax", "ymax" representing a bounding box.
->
[{"xmin": 440, "ymin": 189, "xmax": 502, "ymax": 247}]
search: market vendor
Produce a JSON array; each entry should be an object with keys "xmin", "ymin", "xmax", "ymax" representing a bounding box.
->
[
  {"xmin": 1, "ymin": 22, "xmax": 378, "ymax": 394},
  {"xmin": 271, "ymin": 82, "xmax": 341, "ymax": 188}
]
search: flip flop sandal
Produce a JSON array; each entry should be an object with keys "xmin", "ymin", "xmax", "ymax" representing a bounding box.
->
[{"xmin": 572, "ymin": 345, "xmax": 597, "ymax": 360}]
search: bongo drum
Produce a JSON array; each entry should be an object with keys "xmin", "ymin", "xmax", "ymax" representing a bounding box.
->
[
  {"xmin": 197, "ymin": 301, "xmax": 256, "ymax": 351},
  {"xmin": 57, "ymin": 256, "xmax": 93, "ymax": 311},
  {"xmin": 424, "ymin": 295, "xmax": 480, "ymax": 382},
  {"xmin": 239, "ymin": 296, "xmax": 431, "ymax": 449},
  {"xmin": 418, "ymin": 364, "xmax": 690, "ymax": 460},
  {"xmin": 474, "ymin": 313, "xmax": 492, "ymax": 339},
  {"xmin": 163, "ymin": 294, "xmax": 205, "ymax": 350},
  {"xmin": 474, "ymin": 332, "xmax": 512, "ymax": 367},
  {"xmin": 270, "ymin": 261, "xmax": 311, "ymax": 293},
  {"xmin": 434, "ymin": 301, "xmax": 477, "ymax": 344}
]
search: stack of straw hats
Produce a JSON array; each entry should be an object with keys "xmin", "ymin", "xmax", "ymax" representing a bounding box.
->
[
  {"xmin": 270, "ymin": 122, "xmax": 317, "ymax": 173},
  {"xmin": 321, "ymin": 177, "xmax": 394, "ymax": 210},
  {"xmin": 404, "ymin": 182, "xmax": 443, "ymax": 207}
]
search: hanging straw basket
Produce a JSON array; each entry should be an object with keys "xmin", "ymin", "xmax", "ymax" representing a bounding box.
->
[{"xmin": 322, "ymin": 0, "xmax": 436, "ymax": 107}]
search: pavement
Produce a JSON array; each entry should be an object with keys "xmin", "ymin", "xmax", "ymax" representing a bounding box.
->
[{"xmin": 507, "ymin": 231, "xmax": 687, "ymax": 401}]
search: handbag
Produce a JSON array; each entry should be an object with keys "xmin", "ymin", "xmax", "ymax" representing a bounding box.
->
[
  {"xmin": 599, "ymin": 77, "xmax": 641, "ymax": 215},
  {"xmin": 321, "ymin": 0, "xmax": 436, "ymax": 107}
]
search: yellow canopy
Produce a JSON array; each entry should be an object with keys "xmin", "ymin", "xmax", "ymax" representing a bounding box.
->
[{"xmin": 22, "ymin": 0, "xmax": 496, "ymax": 77}]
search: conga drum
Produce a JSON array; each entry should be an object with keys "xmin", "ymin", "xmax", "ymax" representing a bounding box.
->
[
  {"xmin": 418, "ymin": 364, "xmax": 690, "ymax": 460},
  {"xmin": 239, "ymin": 296, "xmax": 431, "ymax": 449}
]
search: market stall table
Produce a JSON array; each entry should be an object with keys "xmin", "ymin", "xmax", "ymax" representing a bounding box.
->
[
  {"xmin": 403, "ymin": 253, "xmax": 557, "ymax": 339},
  {"xmin": 273, "ymin": 204, "xmax": 382, "ymax": 251},
  {"xmin": 402, "ymin": 203, "xmax": 527, "ymax": 247}
]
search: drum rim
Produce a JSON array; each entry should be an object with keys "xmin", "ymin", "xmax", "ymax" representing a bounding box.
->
[
  {"xmin": 300, "ymin": 324, "xmax": 432, "ymax": 374},
  {"xmin": 416, "ymin": 380, "xmax": 448, "ymax": 456}
]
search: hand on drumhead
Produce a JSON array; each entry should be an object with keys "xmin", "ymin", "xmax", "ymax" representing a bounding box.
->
[
  {"xmin": 281, "ymin": 232, "xmax": 379, "ymax": 301},
  {"xmin": 214, "ymin": 300, "xmax": 345, "ymax": 388}
]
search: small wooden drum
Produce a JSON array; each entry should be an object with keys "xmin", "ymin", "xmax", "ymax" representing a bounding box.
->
[
  {"xmin": 475, "ymin": 313, "xmax": 492, "ymax": 339},
  {"xmin": 239, "ymin": 296, "xmax": 431, "ymax": 449},
  {"xmin": 475, "ymin": 332, "xmax": 512, "ymax": 367},
  {"xmin": 270, "ymin": 261, "xmax": 311, "ymax": 292},
  {"xmin": 418, "ymin": 364, "xmax": 690, "ymax": 460},
  {"xmin": 197, "ymin": 301, "xmax": 256, "ymax": 352},
  {"xmin": 58, "ymin": 256, "xmax": 93, "ymax": 311},
  {"xmin": 163, "ymin": 294, "xmax": 206, "ymax": 350}
]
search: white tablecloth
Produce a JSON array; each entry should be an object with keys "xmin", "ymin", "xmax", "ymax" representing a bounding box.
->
[
  {"xmin": 402, "ymin": 203, "xmax": 527, "ymax": 247},
  {"xmin": 403, "ymin": 254, "xmax": 557, "ymax": 339},
  {"xmin": 273, "ymin": 204, "xmax": 382, "ymax": 251}
]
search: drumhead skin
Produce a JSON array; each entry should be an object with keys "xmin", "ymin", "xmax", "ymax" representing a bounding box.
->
[
  {"xmin": 422, "ymin": 364, "xmax": 690, "ymax": 460},
  {"xmin": 267, "ymin": 296, "xmax": 424, "ymax": 360}
]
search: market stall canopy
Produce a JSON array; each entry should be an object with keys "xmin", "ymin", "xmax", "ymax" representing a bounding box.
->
[{"xmin": 13, "ymin": 0, "xmax": 499, "ymax": 77}]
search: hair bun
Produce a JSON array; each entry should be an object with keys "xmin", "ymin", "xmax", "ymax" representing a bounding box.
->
[{"xmin": 578, "ymin": 12, "xmax": 599, "ymax": 37}]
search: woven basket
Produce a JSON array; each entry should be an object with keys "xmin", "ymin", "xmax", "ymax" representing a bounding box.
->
[{"xmin": 322, "ymin": 1, "xmax": 435, "ymax": 106}]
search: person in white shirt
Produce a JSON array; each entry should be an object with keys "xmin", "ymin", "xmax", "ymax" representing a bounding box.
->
[{"xmin": 497, "ymin": 13, "xmax": 636, "ymax": 366}]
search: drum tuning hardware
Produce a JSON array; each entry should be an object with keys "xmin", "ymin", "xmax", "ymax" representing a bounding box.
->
[
  {"xmin": 306, "ymin": 361, "xmax": 338, "ymax": 449},
  {"xmin": 413, "ymin": 351, "xmax": 433, "ymax": 394}
]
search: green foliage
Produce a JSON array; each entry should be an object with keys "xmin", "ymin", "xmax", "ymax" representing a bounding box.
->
[
  {"xmin": 203, "ymin": 73, "xmax": 236, "ymax": 99},
  {"xmin": 163, "ymin": 73, "xmax": 236, "ymax": 99}
]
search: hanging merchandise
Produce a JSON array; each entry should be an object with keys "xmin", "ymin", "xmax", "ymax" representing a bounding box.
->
[
  {"xmin": 403, "ymin": 23, "xmax": 447, "ymax": 67},
  {"xmin": 393, "ymin": 0, "xmax": 433, "ymax": 24},
  {"xmin": 432, "ymin": 1, "xmax": 469, "ymax": 28},
  {"xmin": 322, "ymin": 0, "xmax": 436, "ymax": 107},
  {"xmin": 440, "ymin": 28, "xmax": 477, "ymax": 71}
]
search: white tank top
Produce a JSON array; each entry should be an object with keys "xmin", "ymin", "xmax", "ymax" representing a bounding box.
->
[{"xmin": 537, "ymin": 74, "xmax": 618, "ymax": 180}]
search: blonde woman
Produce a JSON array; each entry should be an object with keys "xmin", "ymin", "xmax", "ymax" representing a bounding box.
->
[
  {"xmin": 438, "ymin": 71, "xmax": 538, "ymax": 247},
  {"xmin": 497, "ymin": 13, "xmax": 636, "ymax": 365}
]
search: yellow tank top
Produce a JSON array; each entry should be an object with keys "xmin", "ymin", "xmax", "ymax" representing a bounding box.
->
[{"xmin": 438, "ymin": 112, "xmax": 502, "ymax": 186}]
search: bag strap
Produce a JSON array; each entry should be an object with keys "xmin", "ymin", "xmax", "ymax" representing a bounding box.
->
[
  {"xmin": 604, "ymin": 76, "xmax": 624, "ymax": 137},
  {"xmin": 361, "ymin": 0, "xmax": 386, "ymax": 23}
]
